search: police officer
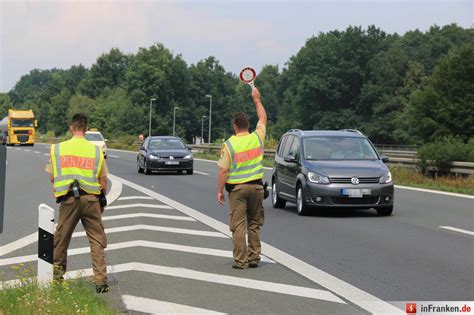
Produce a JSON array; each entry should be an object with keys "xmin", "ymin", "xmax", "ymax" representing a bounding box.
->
[
  {"xmin": 45, "ymin": 114, "xmax": 109, "ymax": 293},
  {"xmin": 217, "ymin": 88, "xmax": 267, "ymax": 269}
]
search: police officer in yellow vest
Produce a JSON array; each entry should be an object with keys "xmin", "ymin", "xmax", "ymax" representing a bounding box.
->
[
  {"xmin": 45, "ymin": 114, "xmax": 109, "ymax": 293},
  {"xmin": 217, "ymin": 88, "xmax": 267, "ymax": 269}
]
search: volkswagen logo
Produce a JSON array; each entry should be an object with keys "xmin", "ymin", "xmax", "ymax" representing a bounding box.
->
[
  {"xmin": 169, "ymin": 156, "xmax": 174, "ymax": 160},
  {"xmin": 351, "ymin": 177, "xmax": 359, "ymax": 185}
]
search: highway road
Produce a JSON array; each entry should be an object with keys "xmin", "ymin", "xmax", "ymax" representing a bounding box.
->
[{"xmin": 1, "ymin": 143, "xmax": 473, "ymax": 314}]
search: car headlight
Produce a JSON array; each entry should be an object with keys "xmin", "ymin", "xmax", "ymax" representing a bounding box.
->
[
  {"xmin": 308, "ymin": 172, "xmax": 330, "ymax": 184},
  {"xmin": 183, "ymin": 154, "xmax": 193, "ymax": 160},
  {"xmin": 379, "ymin": 171, "xmax": 392, "ymax": 183},
  {"xmin": 149, "ymin": 154, "xmax": 159, "ymax": 160}
]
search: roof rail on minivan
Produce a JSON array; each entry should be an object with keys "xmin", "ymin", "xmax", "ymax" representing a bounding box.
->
[
  {"xmin": 339, "ymin": 129, "xmax": 364, "ymax": 135},
  {"xmin": 287, "ymin": 129, "xmax": 302, "ymax": 133}
]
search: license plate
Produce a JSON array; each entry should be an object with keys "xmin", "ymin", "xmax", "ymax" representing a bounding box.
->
[
  {"xmin": 165, "ymin": 161, "xmax": 179, "ymax": 165},
  {"xmin": 341, "ymin": 188, "xmax": 371, "ymax": 198}
]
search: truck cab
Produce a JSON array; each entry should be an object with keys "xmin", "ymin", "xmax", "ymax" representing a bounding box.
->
[{"xmin": 1, "ymin": 109, "xmax": 37, "ymax": 146}]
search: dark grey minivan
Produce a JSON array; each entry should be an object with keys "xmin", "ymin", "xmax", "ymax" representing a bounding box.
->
[{"xmin": 271, "ymin": 129, "xmax": 394, "ymax": 216}]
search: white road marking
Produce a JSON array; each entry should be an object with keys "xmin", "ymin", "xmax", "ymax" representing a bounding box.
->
[
  {"xmin": 34, "ymin": 151, "xmax": 41, "ymax": 154},
  {"xmin": 24, "ymin": 149, "xmax": 31, "ymax": 152},
  {"xmin": 0, "ymin": 233, "xmax": 37, "ymax": 257},
  {"xmin": 107, "ymin": 175, "xmax": 123, "ymax": 206},
  {"xmin": 395, "ymin": 185, "xmax": 474, "ymax": 199},
  {"xmin": 106, "ymin": 203, "xmax": 172, "ymax": 210},
  {"xmin": 43, "ymin": 153, "xmax": 50, "ymax": 156},
  {"xmin": 122, "ymin": 295, "xmax": 227, "ymax": 315},
  {"xmin": 3, "ymin": 263, "xmax": 339, "ymax": 303},
  {"xmin": 0, "ymin": 240, "xmax": 274, "ymax": 266},
  {"xmin": 118, "ymin": 196, "xmax": 154, "ymax": 201},
  {"xmin": 109, "ymin": 174, "xmax": 404, "ymax": 314},
  {"xmin": 194, "ymin": 170, "xmax": 210, "ymax": 176},
  {"xmin": 103, "ymin": 213, "xmax": 195, "ymax": 222},
  {"xmin": 68, "ymin": 263, "xmax": 344, "ymax": 303},
  {"xmin": 439, "ymin": 226, "xmax": 474, "ymax": 236},
  {"xmin": 73, "ymin": 224, "xmax": 228, "ymax": 239},
  {"xmin": 108, "ymin": 154, "xmax": 120, "ymax": 158},
  {"xmin": 14, "ymin": 148, "xmax": 20, "ymax": 151}
]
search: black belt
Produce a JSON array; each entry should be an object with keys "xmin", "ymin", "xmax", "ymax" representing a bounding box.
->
[
  {"xmin": 225, "ymin": 179, "xmax": 263, "ymax": 193},
  {"xmin": 56, "ymin": 189, "xmax": 90, "ymax": 203}
]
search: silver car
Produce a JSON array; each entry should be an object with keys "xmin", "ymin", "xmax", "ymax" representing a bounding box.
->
[{"xmin": 271, "ymin": 129, "xmax": 394, "ymax": 216}]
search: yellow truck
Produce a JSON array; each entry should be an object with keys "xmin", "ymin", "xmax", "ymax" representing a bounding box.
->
[{"xmin": 1, "ymin": 109, "xmax": 37, "ymax": 146}]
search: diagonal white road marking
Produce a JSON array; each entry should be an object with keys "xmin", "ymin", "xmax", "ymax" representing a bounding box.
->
[
  {"xmin": 102, "ymin": 213, "xmax": 195, "ymax": 222},
  {"xmin": 439, "ymin": 226, "xmax": 474, "ymax": 236},
  {"xmin": 0, "ymin": 240, "xmax": 275, "ymax": 266},
  {"xmin": 118, "ymin": 196, "xmax": 154, "ymax": 201},
  {"xmin": 106, "ymin": 203, "xmax": 172, "ymax": 210},
  {"xmin": 122, "ymin": 295, "xmax": 227, "ymax": 314}
]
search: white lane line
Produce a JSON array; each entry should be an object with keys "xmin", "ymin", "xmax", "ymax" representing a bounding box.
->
[
  {"xmin": 73, "ymin": 224, "xmax": 227, "ymax": 239},
  {"xmin": 395, "ymin": 185, "xmax": 474, "ymax": 199},
  {"xmin": 107, "ymin": 176, "xmax": 123, "ymax": 206},
  {"xmin": 118, "ymin": 196, "xmax": 154, "ymax": 201},
  {"xmin": 14, "ymin": 148, "xmax": 20, "ymax": 151},
  {"xmin": 194, "ymin": 170, "xmax": 210, "ymax": 176},
  {"xmin": 24, "ymin": 149, "xmax": 31, "ymax": 152},
  {"xmin": 0, "ymin": 240, "xmax": 274, "ymax": 266},
  {"xmin": 109, "ymin": 174, "xmax": 403, "ymax": 314},
  {"xmin": 106, "ymin": 203, "xmax": 172, "ymax": 210},
  {"xmin": 122, "ymin": 295, "xmax": 226, "ymax": 315},
  {"xmin": 439, "ymin": 226, "xmax": 474, "ymax": 236},
  {"xmin": 108, "ymin": 154, "xmax": 120, "ymax": 158},
  {"xmin": 103, "ymin": 213, "xmax": 196, "ymax": 222},
  {"xmin": 43, "ymin": 153, "xmax": 50, "ymax": 156},
  {"xmin": 33, "ymin": 151, "xmax": 41, "ymax": 154}
]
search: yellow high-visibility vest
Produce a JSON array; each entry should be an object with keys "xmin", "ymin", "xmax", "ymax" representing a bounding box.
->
[
  {"xmin": 51, "ymin": 137, "xmax": 104, "ymax": 197},
  {"xmin": 224, "ymin": 132, "xmax": 264, "ymax": 184}
]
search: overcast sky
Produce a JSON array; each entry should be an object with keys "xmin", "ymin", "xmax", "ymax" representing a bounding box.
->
[{"xmin": 0, "ymin": 0, "xmax": 472, "ymax": 92}]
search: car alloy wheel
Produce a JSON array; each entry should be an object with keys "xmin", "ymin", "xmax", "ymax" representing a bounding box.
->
[
  {"xmin": 271, "ymin": 180, "xmax": 286, "ymax": 209},
  {"xmin": 296, "ymin": 186, "xmax": 309, "ymax": 216}
]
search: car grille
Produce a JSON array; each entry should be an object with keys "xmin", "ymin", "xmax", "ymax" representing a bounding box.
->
[
  {"xmin": 329, "ymin": 177, "xmax": 380, "ymax": 184},
  {"xmin": 14, "ymin": 130, "xmax": 30, "ymax": 135},
  {"xmin": 17, "ymin": 135, "xmax": 29, "ymax": 142},
  {"xmin": 331, "ymin": 197, "xmax": 380, "ymax": 205}
]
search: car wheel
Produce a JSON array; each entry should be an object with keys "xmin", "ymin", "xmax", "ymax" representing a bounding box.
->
[
  {"xmin": 376, "ymin": 205, "xmax": 393, "ymax": 216},
  {"xmin": 187, "ymin": 169, "xmax": 193, "ymax": 175},
  {"xmin": 296, "ymin": 185, "xmax": 310, "ymax": 216},
  {"xmin": 137, "ymin": 159, "xmax": 144, "ymax": 173},
  {"xmin": 144, "ymin": 160, "xmax": 151, "ymax": 175},
  {"xmin": 272, "ymin": 180, "xmax": 286, "ymax": 209}
]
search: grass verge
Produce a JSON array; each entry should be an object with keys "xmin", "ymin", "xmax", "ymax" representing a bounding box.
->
[
  {"xmin": 195, "ymin": 153, "xmax": 473, "ymax": 196},
  {"xmin": 0, "ymin": 271, "xmax": 115, "ymax": 314}
]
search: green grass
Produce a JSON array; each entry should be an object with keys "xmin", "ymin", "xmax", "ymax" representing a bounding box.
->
[
  {"xmin": 195, "ymin": 153, "xmax": 473, "ymax": 195},
  {"xmin": 0, "ymin": 266, "xmax": 115, "ymax": 315}
]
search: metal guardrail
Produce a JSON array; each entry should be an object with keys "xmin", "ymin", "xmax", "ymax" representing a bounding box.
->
[{"xmin": 31, "ymin": 138, "xmax": 473, "ymax": 176}]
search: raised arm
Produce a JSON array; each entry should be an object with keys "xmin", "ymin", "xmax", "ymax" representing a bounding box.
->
[{"xmin": 252, "ymin": 88, "xmax": 267, "ymax": 126}]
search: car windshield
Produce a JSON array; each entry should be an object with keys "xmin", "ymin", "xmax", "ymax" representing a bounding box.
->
[
  {"xmin": 85, "ymin": 133, "xmax": 104, "ymax": 141},
  {"xmin": 149, "ymin": 139, "xmax": 185, "ymax": 150},
  {"xmin": 11, "ymin": 119, "xmax": 34, "ymax": 127},
  {"xmin": 303, "ymin": 136, "xmax": 379, "ymax": 160}
]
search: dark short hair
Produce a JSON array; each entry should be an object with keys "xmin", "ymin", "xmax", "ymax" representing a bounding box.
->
[
  {"xmin": 71, "ymin": 113, "xmax": 88, "ymax": 132},
  {"xmin": 233, "ymin": 112, "xmax": 249, "ymax": 130}
]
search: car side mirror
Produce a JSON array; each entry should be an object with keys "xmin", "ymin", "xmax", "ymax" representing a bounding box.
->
[
  {"xmin": 381, "ymin": 155, "xmax": 389, "ymax": 163},
  {"xmin": 140, "ymin": 146, "xmax": 146, "ymax": 151},
  {"xmin": 284, "ymin": 155, "xmax": 297, "ymax": 163}
]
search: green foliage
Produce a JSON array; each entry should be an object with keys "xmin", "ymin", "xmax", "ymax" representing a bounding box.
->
[
  {"xmin": 417, "ymin": 137, "xmax": 473, "ymax": 175},
  {"xmin": 3, "ymin": 24, "xmax": 472, "ymax": 145}
]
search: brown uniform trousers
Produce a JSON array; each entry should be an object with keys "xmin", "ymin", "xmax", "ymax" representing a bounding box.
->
[
  {"xmin": 228, "ymin": 184, "xmax": 265, "ymax": 267},
  {"xmin": 54, "ymin": 195, "xmax": 107, "ymax": 285}
]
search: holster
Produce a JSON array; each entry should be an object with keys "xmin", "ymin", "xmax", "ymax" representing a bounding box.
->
[{"xmin": 99, "ymin": 191, "xmax": 107, "ymax": 208}]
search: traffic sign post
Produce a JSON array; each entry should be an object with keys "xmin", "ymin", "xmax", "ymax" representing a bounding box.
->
[{"xmin": 0, "ymin": 145, "xmax": 6, "ymax": 234}]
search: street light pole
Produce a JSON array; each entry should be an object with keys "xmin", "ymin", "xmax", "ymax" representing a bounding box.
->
[
  {"xmin": 149, "ymin": 98, "xmax": 156, "ymax": 137},
  {"xmin": 206, "ymin": 95, "xmax": 212, "ymax": 144},
  {"xmin": 201, "ymin": 116, "xmax": 207, "ymax": 144},
  {"xmin": 173, "ymin": 106, "xmax": 180, "ymax": 136}
]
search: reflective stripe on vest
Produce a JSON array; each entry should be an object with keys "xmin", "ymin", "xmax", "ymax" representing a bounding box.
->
[
  {"xmin": 51, "ymin": 137, "xmax": 104, "ymax": 197},
  {"xmin": 225, "ymin": 132, "xmax": 264, "ymax": 184}
]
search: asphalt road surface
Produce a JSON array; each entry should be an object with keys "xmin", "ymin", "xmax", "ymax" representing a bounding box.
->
[{"xmin": 1, "ymin": 143, "xmax": 473, "ymax": 314}]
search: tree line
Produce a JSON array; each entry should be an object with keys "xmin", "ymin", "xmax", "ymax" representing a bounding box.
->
[{"xmin": 1, "ymin": 24, "xmax": 472, "ymax": 145}]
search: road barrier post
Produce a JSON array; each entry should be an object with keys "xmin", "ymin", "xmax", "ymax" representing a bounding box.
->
[
  {"xmin": 38, "ymin": 204, "xmax": 55, "ymax": 283},
  {"xmin": 0, "ymin": 145, "xmax": 6, "ymax": 234}
]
